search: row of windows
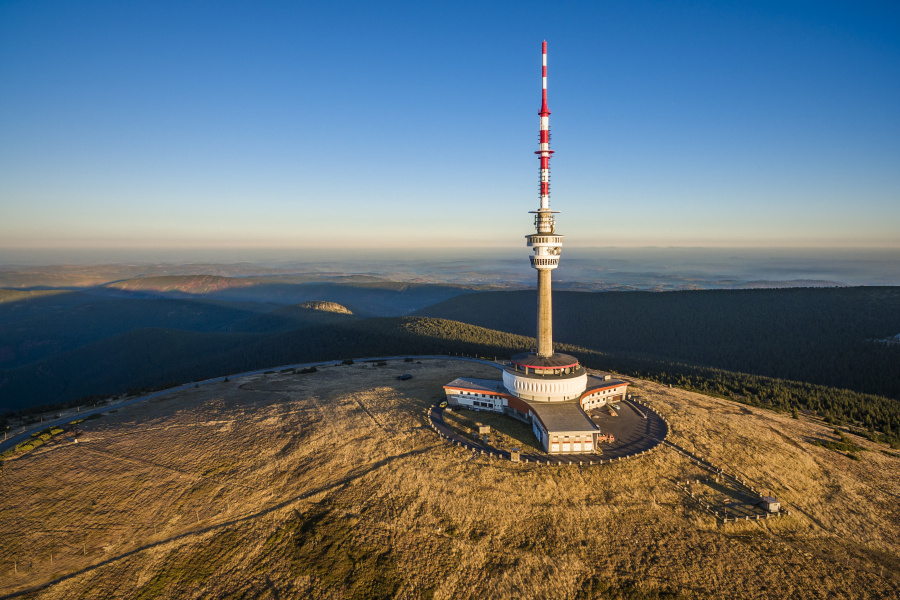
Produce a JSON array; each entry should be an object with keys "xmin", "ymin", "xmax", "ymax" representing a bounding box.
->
[
  {"xmin": 549, "ymin": 442, "xmax": 594, "ymax": 452},
  {"xmin": 458, "ymin": 391, "xmax": 495, "ymax": 398},
  {"xmin": 583, "ymin": 386, "xmax": 622, "ymax": 399}
]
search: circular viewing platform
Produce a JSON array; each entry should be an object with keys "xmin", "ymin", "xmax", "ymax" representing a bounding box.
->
[
  {"xmin": 509, "ymin": 352, "xmax": 584, "ymax": 375},
  {"xmin": 503, "ymin": 353, "xmax": 588, "ymax": 401}
]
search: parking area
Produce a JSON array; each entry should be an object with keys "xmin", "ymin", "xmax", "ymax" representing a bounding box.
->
[{"xmin": 428, "ymin": 399, "xmax": 668, "ymax": 465}]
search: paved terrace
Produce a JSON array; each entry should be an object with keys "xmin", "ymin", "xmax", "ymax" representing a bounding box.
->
[{"xmin": 428, "ymin": 397, "xmax": 668, "ymax": 465}]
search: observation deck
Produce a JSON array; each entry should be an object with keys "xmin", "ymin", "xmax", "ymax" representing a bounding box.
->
[{"xmin": 502, "ymin": 352, "xmax": 588, "ymax": 402}]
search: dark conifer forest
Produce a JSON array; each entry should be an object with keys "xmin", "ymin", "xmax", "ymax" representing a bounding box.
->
[{"xmin": 418, "ymin": 287, "xmax": 900, "ymax": 400}]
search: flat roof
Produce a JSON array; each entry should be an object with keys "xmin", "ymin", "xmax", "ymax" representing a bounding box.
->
[
  {"xmin": 526, "ymin": 400, "xmax": 597, "ymax": 433},
  {"xmin": 444, "ymin": 377, "xmax": 509, "ymax": 394}
]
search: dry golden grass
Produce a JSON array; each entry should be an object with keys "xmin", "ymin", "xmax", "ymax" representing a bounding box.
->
[
  {"xmin": 0, "ymin": 359, "xmax": 897, "ymax": 599},
  {"xmin": 441, "ymin": 407, "xmax": 547, "ymax": 454}
]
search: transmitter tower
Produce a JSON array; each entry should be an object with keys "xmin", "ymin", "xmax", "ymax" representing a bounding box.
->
[
  {"xmin": 443, "ymin": 41, "xmax": 632, "ymax": 454},
  {"xmin": 501, "ymin": 41, "xmax": 588, "ymax": 403},
  {"xmin": 528, "ymin": 40, "xmax": 561, "ymax": 358}
]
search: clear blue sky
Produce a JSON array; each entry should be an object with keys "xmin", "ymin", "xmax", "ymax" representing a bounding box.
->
[{"xmin": 1, "ymin": 0, "xmax": 898, "ymax": 251}]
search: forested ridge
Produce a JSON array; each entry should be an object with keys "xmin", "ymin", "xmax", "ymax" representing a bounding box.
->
[
  {"xmin": 2, "ymin": 286, "xmax": 898, "ymax": 446},
  {"xmin": 418, "ymin": 287, "xmax": 900, "ymax": 400},
  {"xmin": 3, "ymin": 315, "xmax": 899, "ymax": 447}
]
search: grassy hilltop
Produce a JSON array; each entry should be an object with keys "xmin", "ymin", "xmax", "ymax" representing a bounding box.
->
[{"xmin": 0, "ymin": 359, "xmax": 897, "ymax": 599}]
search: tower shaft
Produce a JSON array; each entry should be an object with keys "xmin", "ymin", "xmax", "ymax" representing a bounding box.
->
[
  {"xmin": 526, "ymin": 40, "xmax": 561, "ymax": 358},
  {"xmin": 537, "ymin": 269, "xmax": 553, "ymax": 357}
]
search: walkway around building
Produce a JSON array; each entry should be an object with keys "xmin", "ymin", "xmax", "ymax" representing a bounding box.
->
[{"xmin": 427, "ymin": 395, "xmax": 669, "ymax": 465}]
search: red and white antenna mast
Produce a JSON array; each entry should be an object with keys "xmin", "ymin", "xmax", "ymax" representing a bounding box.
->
[
  {"xmin": 526, "ymin": 40, "xmax": 563, "ymax": 358},
  {"xmin": 538, "ymin": 40, "xmax": 553, "ymax": 214}
]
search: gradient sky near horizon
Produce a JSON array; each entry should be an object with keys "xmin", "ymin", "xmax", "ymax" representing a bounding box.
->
[{"xmin": 1, "ymin": 0, "xmax": 898, "ymax": 252}]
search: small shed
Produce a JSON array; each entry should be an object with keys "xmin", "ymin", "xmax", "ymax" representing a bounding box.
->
[{"xmin": 759, "ymin": 496, "xmax": 781, "ymax": 513}]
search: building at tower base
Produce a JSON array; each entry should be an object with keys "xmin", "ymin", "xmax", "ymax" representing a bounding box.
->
[{"xmin": 443, "ymin": 372, "xmax": 629, "ymax": 454}]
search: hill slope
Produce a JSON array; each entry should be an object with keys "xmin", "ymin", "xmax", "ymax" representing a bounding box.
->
[
  {"xmin": 234, "ymin": 302, "xmax": 357, "ymax": 333},
  {"xmin": 0, "ymin": 328, "xmax": 265, "ymax": 410},
  {"xmin": 98, "ymin": 278, "xmax": 479, "ymax": 316},
  {"xmin": 0, "ymin": 360, "xmax": 897, "ymax": 599},
  {"xmin": 104, "ymin": 275, "xmax": 255, "ymax": 294},
  {"xmin": 0, "ymin": 298, "xmax": 264, "ymax": 370}
]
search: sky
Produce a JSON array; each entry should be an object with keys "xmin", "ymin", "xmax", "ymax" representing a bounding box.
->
[{"xmin": 1, "ymin": 0, "xmax": 898, "ymax": 253}]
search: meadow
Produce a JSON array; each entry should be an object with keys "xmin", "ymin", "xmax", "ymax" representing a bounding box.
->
[{"xmin": 1, "ymin": 358, "xmax": 897, "ymax": 599}]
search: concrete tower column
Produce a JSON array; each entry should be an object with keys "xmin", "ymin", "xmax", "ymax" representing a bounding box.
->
[{"xmin": 537, "ymin": 269, "xmax": 553, "ymax": 357}]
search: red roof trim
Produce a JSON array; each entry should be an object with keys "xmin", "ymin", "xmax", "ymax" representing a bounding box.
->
[
  {"xmin": 443, "ymin": 385, "xmax": 518, "ymax": 402},
  {"xmin": 579, "ymin": 382, "xmax": 629, "ymax": 401},
  {"xmin": 511, "ymin": 360, "xmax": 580, "ymax": 370}
]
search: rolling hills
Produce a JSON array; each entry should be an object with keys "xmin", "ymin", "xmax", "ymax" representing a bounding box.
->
[{"xmin": 98, "ymin": 275, "xmax": 481, "ymax": 316}]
